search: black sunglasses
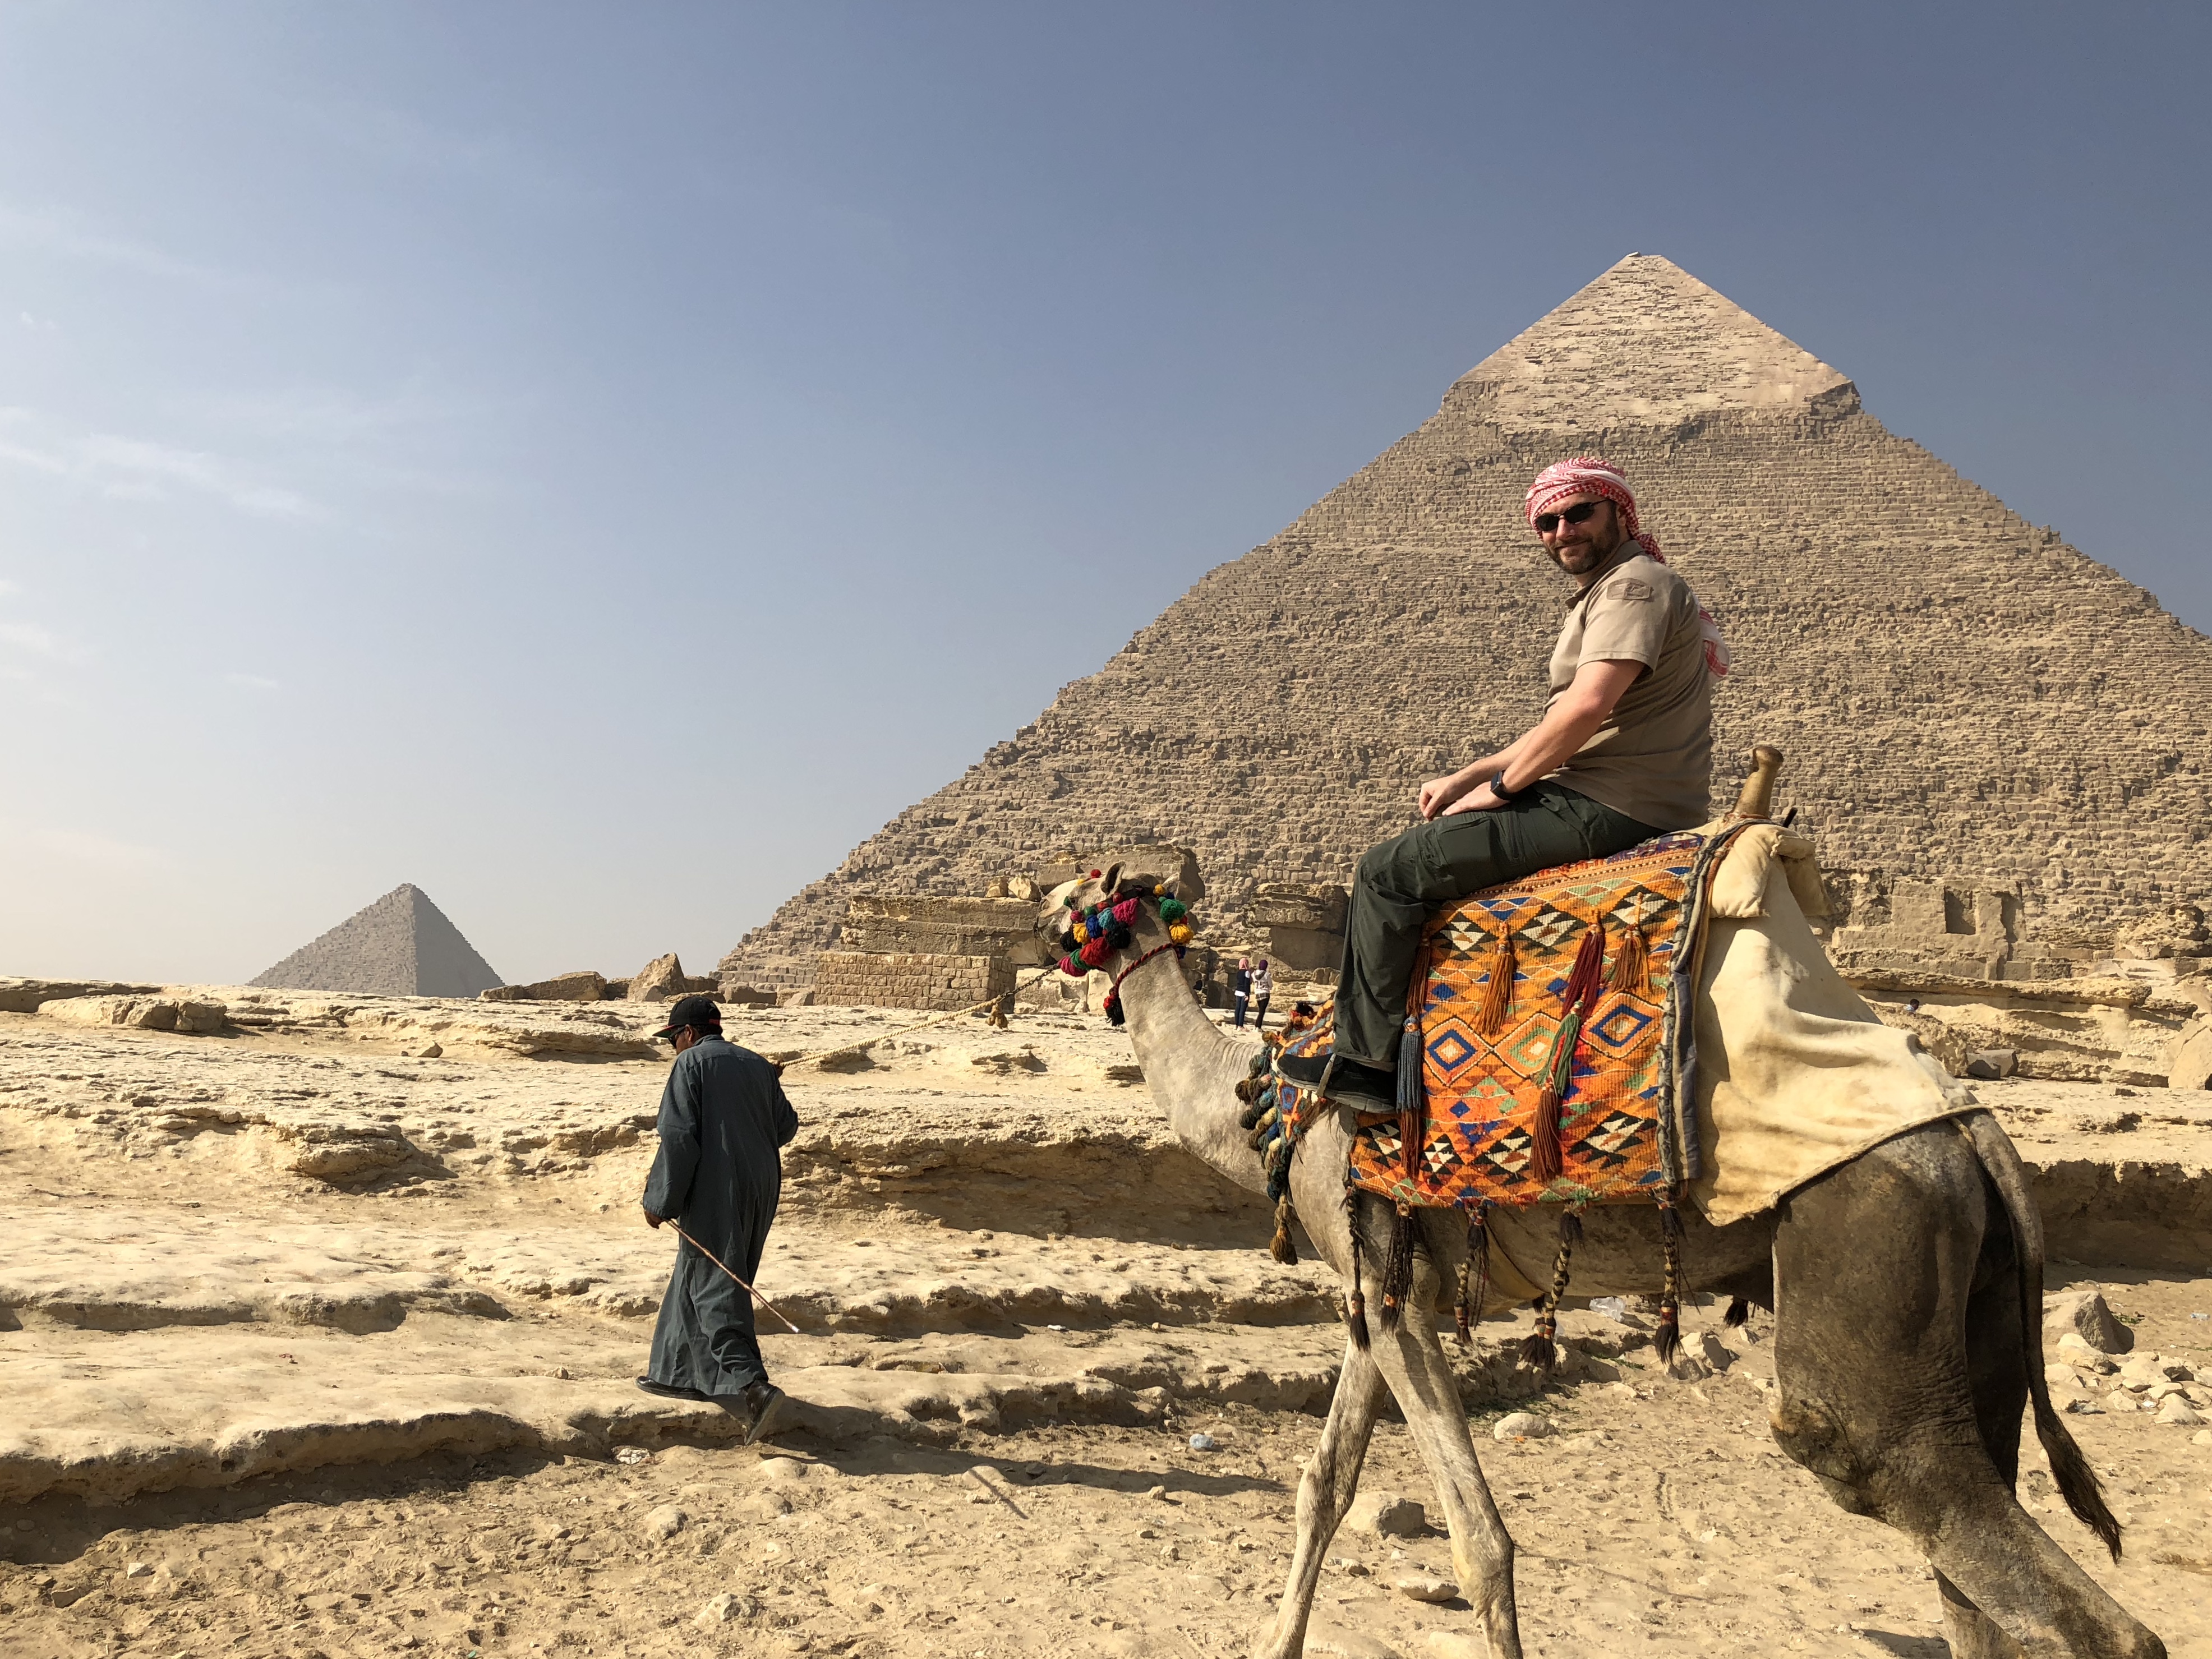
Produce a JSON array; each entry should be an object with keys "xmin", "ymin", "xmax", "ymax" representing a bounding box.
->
[{"xmin": 1533, "ymin": 500, "xmax": 1606, "ymax": 534}]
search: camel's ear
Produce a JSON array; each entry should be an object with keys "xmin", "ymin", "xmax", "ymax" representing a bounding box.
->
[{"xmin": 1100, "ymin": 861, "xmax": 1122, "ymax": 895}]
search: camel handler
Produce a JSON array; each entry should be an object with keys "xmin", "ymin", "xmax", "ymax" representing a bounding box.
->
[
  {"xmin": 637, "ymin": 993, "xmax": 798, "ymax": 1444},
  {"xmin": 1282, "ymin": 457, "xmax": 1723, "ymax": 1112}
]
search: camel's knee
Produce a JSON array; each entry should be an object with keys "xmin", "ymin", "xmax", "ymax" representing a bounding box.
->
[
  {"xmin": 1769, "ymin": 1391, "xmax": 1877, "ymax": 1517},
  {"xmin": 1939, "ymin": 1573, "xmax": 2025, "ymax": 1659}
]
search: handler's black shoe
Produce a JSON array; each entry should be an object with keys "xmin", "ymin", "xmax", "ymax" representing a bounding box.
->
[
  {"xmin": 741, "ymin": 1380, "xmax": 791, "ymax": 1446},
  {"xmin": 1275, "ymin": 1051, "xmax": 1397, "ymax": 1113},
  {"xmin": 635, "ymin": 1376, "xmax": 709, "ymax": 1402}
]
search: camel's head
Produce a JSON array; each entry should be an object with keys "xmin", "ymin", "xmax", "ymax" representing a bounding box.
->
[{"xmin": 1033, "ymin": 864, "xmax": 1196, "ymax": 1025}]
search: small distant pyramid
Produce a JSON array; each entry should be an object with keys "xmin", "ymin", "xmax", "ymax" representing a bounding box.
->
[{"xmin": 251, "ymin": 884, "xmax": 503, "ymax": 998}]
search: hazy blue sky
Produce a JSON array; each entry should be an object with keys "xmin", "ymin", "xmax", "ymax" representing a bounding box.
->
[{"xmin": 2, "ymin": 3, "xmax": 2204, "ymax": 985}]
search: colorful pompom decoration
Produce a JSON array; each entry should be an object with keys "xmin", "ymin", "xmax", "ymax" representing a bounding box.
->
[{"xmin": 1046, "ymin": 883, "xmax": 1204, "ymax": 1012}]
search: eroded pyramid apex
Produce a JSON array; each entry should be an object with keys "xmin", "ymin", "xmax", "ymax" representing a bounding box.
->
[{"xmin": 1450, "ymin": 253, "xmax": 1857, "ymax": 430}]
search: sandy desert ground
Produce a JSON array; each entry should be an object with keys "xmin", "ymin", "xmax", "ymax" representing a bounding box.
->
[{"xmin": 1, "ymin": 985, "xmax": 2208, "ymax": 1659}]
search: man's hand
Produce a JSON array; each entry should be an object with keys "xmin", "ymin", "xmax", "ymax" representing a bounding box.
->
[
  {"xmin": 1418, "ymin": 772, "xmax": 1473, "ymax": 820},
  {"xmin": 1441, "ymin": 781, "xmax": 1506, "ymax": 816},
  {"xmin": 642, "ymin": 1205, "xmax": 666, "ymax": 1230}
]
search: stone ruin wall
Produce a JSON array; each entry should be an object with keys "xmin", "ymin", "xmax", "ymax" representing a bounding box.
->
[
  {"xmin": 722, "ymin": 397, "xmax": 2212, "ymax": 992},
  {"xmin": 838, "ymin": 896, "xmax": 1048, "ymax": 965},
  {"xmin": 811, "ymin": 951, "xmax": 1015, "ymax": 1013}
]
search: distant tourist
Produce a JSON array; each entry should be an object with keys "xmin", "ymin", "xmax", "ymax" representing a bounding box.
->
[
  {"xmin": 1250, "ymin": 958, "xmax": 1274, "ymax": 1030},
  {"xmin": 1231, "ymin": 956, "xmax": 1253, "ymax": 1028},
  {"xmin": 638, "ymin": 994, "xmax": 798, "ymax": 1444},
  {"xmin": 1280, "ymin": 458, "xmax": 1720, "ymax": 1111}
]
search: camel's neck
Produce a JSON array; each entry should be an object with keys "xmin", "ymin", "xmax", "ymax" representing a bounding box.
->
[{"xmin": 1112, "ymin": 919, "xmax": 1271, "ymax": 1197}]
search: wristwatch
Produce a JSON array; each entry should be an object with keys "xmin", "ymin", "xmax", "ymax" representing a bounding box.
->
[{"xmin": 1490, "ymin": 769, "xmax": 1519, "ymax": 801}]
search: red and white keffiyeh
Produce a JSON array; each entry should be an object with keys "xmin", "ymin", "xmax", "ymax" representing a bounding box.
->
[
  {"xmin": 1526, "ymin": 456, "xmax": 1730, "ymax": 676},
  {"xmin": 1526, "ymin": 456, "xmax": 1661, "ymax": 559}
]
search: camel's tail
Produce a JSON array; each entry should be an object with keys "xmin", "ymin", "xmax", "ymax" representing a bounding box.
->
[{"xmin": 1964, "ymin": 1110, "xmax": 2122, "ymax": 1561}]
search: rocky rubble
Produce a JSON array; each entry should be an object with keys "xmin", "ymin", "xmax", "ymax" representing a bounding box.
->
[{"xmin": 2, "ymin": 987, "xmax": 2209, "ymax": 1659}]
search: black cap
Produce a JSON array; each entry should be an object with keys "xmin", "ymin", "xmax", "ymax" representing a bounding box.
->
[{"xmin": 652, "ymin": 994, "xmax": 723, "ymax": 1040}]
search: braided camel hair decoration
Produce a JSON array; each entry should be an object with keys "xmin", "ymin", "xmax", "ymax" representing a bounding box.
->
[{"xmin": 1030, "ymin": 752, "xmax": 2159, "ymax": 1659}]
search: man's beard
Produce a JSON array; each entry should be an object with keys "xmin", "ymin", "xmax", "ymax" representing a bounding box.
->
[{"xmin": 1549, "ymin": 537, "xmax": 1617, "ymax": 574}]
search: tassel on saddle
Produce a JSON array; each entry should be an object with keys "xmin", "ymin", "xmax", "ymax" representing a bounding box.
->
[
  {"xmin": 1533, "ymin": 926, "xmax": 1607, "ymax": 1183},
  {"xmin": 1519, "ymin": 1209, "xmax": 1583, "ymax": 1371},
  {"xmin": 1453, "ymin": 1206, "xmax": 1491, "ymax": 1347},
  {"xmin": 1378, "ymin": 1202, "xmax": 1418, "ymax": 1331},
  {"xmin": 1655, "ymin": 1200, "xmax": 1685, "ymax": 1366},
  {"xmin": 1474, "ymin": 926, "xmax": 1517, "ymax": 1036},
  {"xmin": 1343, "ymin": 1187, "xmax": 1370, "ymax": 1352},
  {"xmin": 1607, "ymin": 902, "xmax": 1651, "ymax": 996}
]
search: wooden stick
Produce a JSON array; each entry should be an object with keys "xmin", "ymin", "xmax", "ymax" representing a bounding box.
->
[{"xmin": 668, "ymin": 1222, "xmax": 805, "ymax": 1334}]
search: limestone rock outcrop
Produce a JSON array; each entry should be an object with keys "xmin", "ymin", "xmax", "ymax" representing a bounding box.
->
[
  {"xmin": 720, "ymin": 254, "xmax": 2212, "ymax": 989},
  {"xmin": 626, "ymin": 953, "xmax": 718, "ymax": 1002},
  {"xmin": 0, "ymin": 978, "xmax": 161, "ymax": 1013},
  {"xmin": 480, "ymin": 970, "xmax": 609, "ymax": 1003}
]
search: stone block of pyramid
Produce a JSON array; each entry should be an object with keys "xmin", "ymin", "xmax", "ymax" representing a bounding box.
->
[
  {"xmin": 720, "ymin": 253, "xmax": 2212, "ymax": 988},
  {"xmin": 251, "ymin": 884, "xmax": 503, "ymax": 998}
]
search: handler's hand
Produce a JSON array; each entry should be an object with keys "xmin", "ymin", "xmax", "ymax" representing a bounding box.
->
[
  {"xmin": 1418, "ymin": 773, "xmax": 1467, "ymax": 820},
  {"xmin": 642, "ymin": 1205, "xmax": 666, "ymax": 1230},
  {"xmin": 1441, "ymin": 782, "xmax": 1505, "ymax": 817}
]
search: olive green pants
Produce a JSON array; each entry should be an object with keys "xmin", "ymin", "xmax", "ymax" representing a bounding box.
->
[{"xmin": 1331, "ymin": 782, "xmax": 1658, "ymax": 1068}]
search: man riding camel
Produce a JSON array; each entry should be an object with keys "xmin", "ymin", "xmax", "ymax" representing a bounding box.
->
[{"xmin": 1283, "ymin": 457, "xmax": 1723, "ymax": 1111}]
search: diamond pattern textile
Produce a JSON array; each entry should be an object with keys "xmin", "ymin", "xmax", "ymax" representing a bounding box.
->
[{"xmin": 1280, "ymin": 831, "xmax": 1722, "ymax": 1211}]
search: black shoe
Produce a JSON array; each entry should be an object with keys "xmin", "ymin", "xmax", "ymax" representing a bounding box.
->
[
  {"xmin": 635, "ymin": 1376, "xmax": 710, "ymax": 1402},
  {"xmin": 741, "ymin": 1380, "xmax": 790, "ymax": 1446},
  {"xmin": 1275, "ymin": 1051, "xmax": 1397, "ymax": 1113}
]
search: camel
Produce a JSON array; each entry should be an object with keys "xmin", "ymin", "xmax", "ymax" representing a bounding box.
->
[{"xmin": 1035, "ymin": 784, "xmax": 2165, "ymax": 1659}]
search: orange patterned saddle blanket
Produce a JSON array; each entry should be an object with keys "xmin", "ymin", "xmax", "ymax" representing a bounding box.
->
[{"xmin": 1277, "ymin": 827, "xmax": 1746, "ymax": 1212}]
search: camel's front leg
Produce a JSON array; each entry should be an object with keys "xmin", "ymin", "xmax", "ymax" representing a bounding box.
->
[
  {"xmin": 1365, "ymin": 1309, "xmax": 1526, "ymax": 1659},
  {"xmin": 1253, "ymin": 1336, "xmax": 1388, "ymax": 1659}
]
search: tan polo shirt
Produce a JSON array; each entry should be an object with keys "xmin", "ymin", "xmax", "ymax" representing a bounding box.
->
[{"xmin": 1545, "ymin": 547, "xmax": 1714, "ymax": 831}]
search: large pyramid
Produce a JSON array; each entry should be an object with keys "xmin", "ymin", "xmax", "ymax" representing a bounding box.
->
[
  {"xmin": 252, "ymin": 883, "xmax": 503, "ymax": 997},
  {"xmin": 722, "ymin": 254, "xmax": 2212, "ymax": 984}
]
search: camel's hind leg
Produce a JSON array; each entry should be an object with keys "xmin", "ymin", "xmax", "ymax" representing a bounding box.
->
[
  {"xmin": 1251, "ymin": 1335, "xmax": 1387, "ymax": 1659},
  {"xmin": 1769, "ymin": 1126, "xmax": 2163, "ymax": 1659},
  {"xmin": 1936, "ymin": 1205, "xmax": 2035, "ymax": 1659}
]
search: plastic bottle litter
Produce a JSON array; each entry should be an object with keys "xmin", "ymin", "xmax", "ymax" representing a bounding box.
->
[{"xmin": 1188, "ymin": 1433, "xmax": 1219, "ymax": 1452}]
